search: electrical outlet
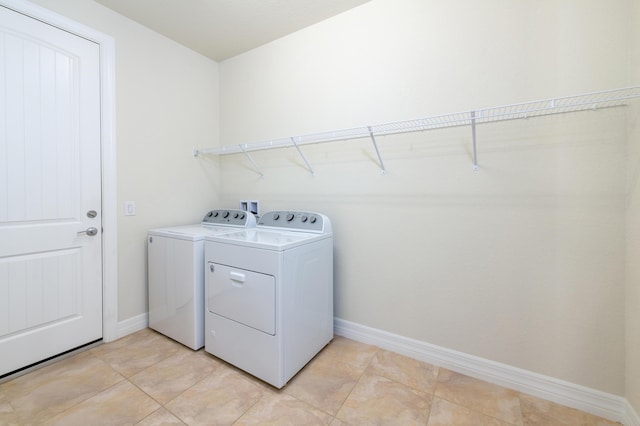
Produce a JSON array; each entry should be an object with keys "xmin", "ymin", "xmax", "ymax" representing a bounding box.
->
[{"xmin": 124, "ymin": 201, "xmax": 136, "ymax": 216}]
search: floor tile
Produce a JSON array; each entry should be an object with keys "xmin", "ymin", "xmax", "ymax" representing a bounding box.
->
[
  {"xmin": 311, "ymin": 336, "xmax": 379, "ymax": 377},
  {"xmin": 283, "ymin": 358, "xmax": 360, "ymax": 416},
  {"xmin": 435, "ymin": 369, "xmax": 523, "ymax": 425},
  {"xmin": 92, "ymin": 329, "xmax": 185, "ymax": 378},
  {"xmin": 0, "ymin": 352, "xmax": 124, "ymax": 424},
  {"xmin": 165, "ymin": 366, "xmax": 266, "ymax": 425},
  {"xmin": 136, "ymin": 407, "xmax": 186, "ymax": 425},
  {"xmin": 234, "ymin": 393, "xmax": 333, "ymax": 425},
  {"xmin": 519, "ymin": 393, "xmax": 619, "ymax": 425},
  {"xmin": 44, "ymin": 380, "xmax": 160, "ymax": 426},
  {"xmin": 282, "ymin": 336, "xmax": 379, "ymax": 416},
  {"xmin": 0, "ymin": 389, "xmax": 18, "ymax": 425},
  {"xmin": 0, "ymin": 330, "xmax": 621, "ymax": 426},
  {"xmin": 90, "ymin": 328, "xmax": 157, "ymax": 357},
  {"xmin": 366, "ymin": 349, "xmax": 439, "ymax": 393},
  {"xmin": 336, "ymin": 373, "xmax": 432, "ymax": 425},
  {"xmin": 129, "ymin": 348, "xmax": 221, "ymax": 404},
  {"xmin": 427, "ymin": 397, "xmax": 514, "ymax": 425}
]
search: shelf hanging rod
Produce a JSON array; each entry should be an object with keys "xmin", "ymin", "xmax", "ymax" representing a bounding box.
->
[
  {"xmin": 367, "ymin": 126, "xmax": 386, "ymax": 174},
  {"xmin": 239, "ymin": 144, "xmax": 264, "ymax": 177},
  {"xmin": 291, "ymin": 137, "xmax": 315, "ymax": 176}
]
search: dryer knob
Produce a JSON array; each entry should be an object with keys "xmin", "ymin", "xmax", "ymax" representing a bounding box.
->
[
  {"xmin": 273, "ymin": 213, "xmax": 280, "ymax": 220},
  {"xmin": 234, "ymin": 212, "xmax": 239, "ymax": 219},
  {"xmin": 310, "ymin": 216, "xmax": 317, "ymax": 224},
  {"xmin": 239, "ymin": 213, "xmax": 245, "ymax": 219},
  {"xmin": 286, "ymin": 213, "xmax": 295, "ymax": 222},
  {"xmin": 223, "ymin": 211, "xmax": 230, "ymax": 218},
  {"xmin": 208, "ymin": 211, "xmax": 213, "ymax": 217},
  {"xmin": 213, "ymin": 211, "xmax": 219, "ymax": 217},
  {"xmin": 301, "ymin": 216, "xmax": 308, "ymax": 223}
]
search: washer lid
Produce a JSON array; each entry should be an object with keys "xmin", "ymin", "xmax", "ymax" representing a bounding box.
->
[
  {"xmin": 148, "ymin": 225, "xmax": 243, "ymax": 241},
  {"xmin": 147, "ymin": 209, "xmax": 257, "ymax": 241},
  {"xmin": 205, "ymin": 228, "xmax": 330, "ymax": 250}
]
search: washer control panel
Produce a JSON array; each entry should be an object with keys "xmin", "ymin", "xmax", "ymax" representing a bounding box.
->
[
  {"xmin": 201, "ymin": 209, "xmax": 256, "ymax": 227},
  {"xmin": 258, "ymin": 211, "xmax": 326, "ymax": 233}
]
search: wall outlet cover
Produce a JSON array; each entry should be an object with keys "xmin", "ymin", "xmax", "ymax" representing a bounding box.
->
[{"xmin": 124, "ymin": 201, "xmax": 136, "ymax": 216}]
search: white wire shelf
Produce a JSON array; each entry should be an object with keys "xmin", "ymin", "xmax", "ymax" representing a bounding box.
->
[{"xmin": 194, "ymin": 86, "xmax": 640, "ymax": 174}]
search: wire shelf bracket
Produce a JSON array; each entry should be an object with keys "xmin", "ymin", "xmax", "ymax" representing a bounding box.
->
[
  {"xmin": 194, "ymin": 86, "xmax": 640, "ymax": 174},
  {"xmin": 292, "ymin": 137, "xmax": 315, "ymax": 176},
  {"xmin": 471, "ymin": 111, "xmax": 479, "ymax": 171},
  {"xmin": 240, "ymin": 144, "xmax": 264, "ymax": 177},
  {"xmin": 368, "ymin": 126, "xmax": 386, "ymax": 174}
]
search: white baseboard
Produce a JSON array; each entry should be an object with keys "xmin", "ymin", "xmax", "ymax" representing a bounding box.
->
[
  {"xmin": 116, "ymin": 313, "xmax": 148, "ymax": 340},
  {"xmin": 334, "ymin": 318, "xmax": 639, "ymax": 425},
  {"xmin": 624, "ymin": 399, "xmax": 640, "ymax": 426}
]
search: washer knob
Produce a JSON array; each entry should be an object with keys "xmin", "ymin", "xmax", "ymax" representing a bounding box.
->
[
  {"xmin": 208, "ymin": 211, "xmax": 213, "ymax": 217},
  {"xmin": 286, "ymin": 213, "xmax": 295, "ymax": 222},
  {"xmin": 234, "ymin": 212, "xmax": 239, "ymax": 219},
  {"xmin": 301, "ymin": 216, "xmax": 308, "ymax": 223},
  {"xmin": 213, "ymin": 211, "xmax": 219, "ymax": 217},
  {"xmin": 239, "ymin": 213, "xmax": 245, "ymax": 219},
  {"xmin": 273, "ymin": 213, "xmax": 280, "ymax": 220},
  {"xmin": 310, "ymin": 216, "xmax": 317, "ymax": 224},
  {"xmin": 223, "ymin": 211, "xmax": 230, "ymax": 218}
]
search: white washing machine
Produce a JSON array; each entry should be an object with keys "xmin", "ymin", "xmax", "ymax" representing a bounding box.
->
[
  {"xmin": 204, "ymin": 210, "xmax": 333, "ymax": 388},
  {"xmin": 147, "ymin": 209, "xmax": 256, "ymax": 350}
]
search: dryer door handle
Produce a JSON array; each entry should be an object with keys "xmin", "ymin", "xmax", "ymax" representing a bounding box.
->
[{"xmin": 229, "ymin": 271, "xmax": 246, "ymax": 284}]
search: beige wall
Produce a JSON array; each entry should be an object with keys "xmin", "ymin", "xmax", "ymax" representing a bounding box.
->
[
  {"xmin": 23, "ymin": 0, "xmax": 639, "ymax": 404},
  {"xmin": 219, "ymin": 0, "xmax": 630, "ymax": 395},
  {"xmin": 27, "ymin": 0, "xmax": 221, "ymax": 321},
  {"xmin": 626, "ymin": 0, "xmax": 640, "ymax": 414}
]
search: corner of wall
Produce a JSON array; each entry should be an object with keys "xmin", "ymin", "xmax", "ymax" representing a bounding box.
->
[{"xmin": 626, "ymin": 0, "xmax": 640, "ymax": 418}]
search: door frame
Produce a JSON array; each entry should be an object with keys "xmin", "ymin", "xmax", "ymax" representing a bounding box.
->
[{"xmin": 0, "ymin": 0, "xmax": 118, "ymax": 342}]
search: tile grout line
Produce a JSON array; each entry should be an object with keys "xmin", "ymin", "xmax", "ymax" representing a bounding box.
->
[
  {"xmin": 350, "ymin": 347, "xmax": 440, "ymax": 424},
  {"xmin": 429, "ymin": 367, "xmax": 525, "ymax": 426},
  {"xmin": 91, "ymin": 334, "xmax": 197, "ymax": 425},
  {"xmin": 49, "ymin": 352, "xmax": 130, "ymax": 423},
  {"xmin": 3, "ymin": 330, "xmax": 619, "ymax": 425},
  {"xmin": 229, "ymin": 374, "xmax": 276, "ymax": 425},
  {"xmin": 423, "ymin": 366, "xmax": 443, "ymax": 426},
  {"xmin": 331, "ymin": 345, "xmax": 382, "ymax": 422},
  {"xmin": 151, "ymin": 357, "xmax": 221, "ymax": 424}
]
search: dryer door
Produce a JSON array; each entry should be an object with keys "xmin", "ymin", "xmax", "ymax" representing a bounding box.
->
[{"xmin": 207, "ymin": 262, "xmax": 276, "ymax": 335}]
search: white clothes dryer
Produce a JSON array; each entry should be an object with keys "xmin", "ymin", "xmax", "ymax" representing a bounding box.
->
[
  {"xmin": 204, "ymin": 211, "xmax": 333, "ymax": 388},
  {"xmin": 147, "ymin": 209, "xmax": 256, "ymax": 350}
]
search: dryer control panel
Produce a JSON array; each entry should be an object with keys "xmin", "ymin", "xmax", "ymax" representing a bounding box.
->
[
  {"xmin": 202, "ymin": 209, "xmax": 256, "ymax": 227},
  {"xmin": 257, "ymin": 211, "xmax": 330, "ymax": 233}
]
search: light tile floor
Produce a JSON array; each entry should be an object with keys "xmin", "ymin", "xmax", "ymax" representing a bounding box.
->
[{"xmin": 0, "ymin": 328, "xmax": 619, "ymax": 425}]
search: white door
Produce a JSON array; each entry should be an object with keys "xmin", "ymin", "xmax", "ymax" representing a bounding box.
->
[{"xmin": 0, "ymin": 5, "xmax": 102, "ymax": 376}]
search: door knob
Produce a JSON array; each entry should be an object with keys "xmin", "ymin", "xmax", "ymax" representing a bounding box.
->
[{"xmin": 78, "ymin": 227, "xmax": 98, "ymax": 236}]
